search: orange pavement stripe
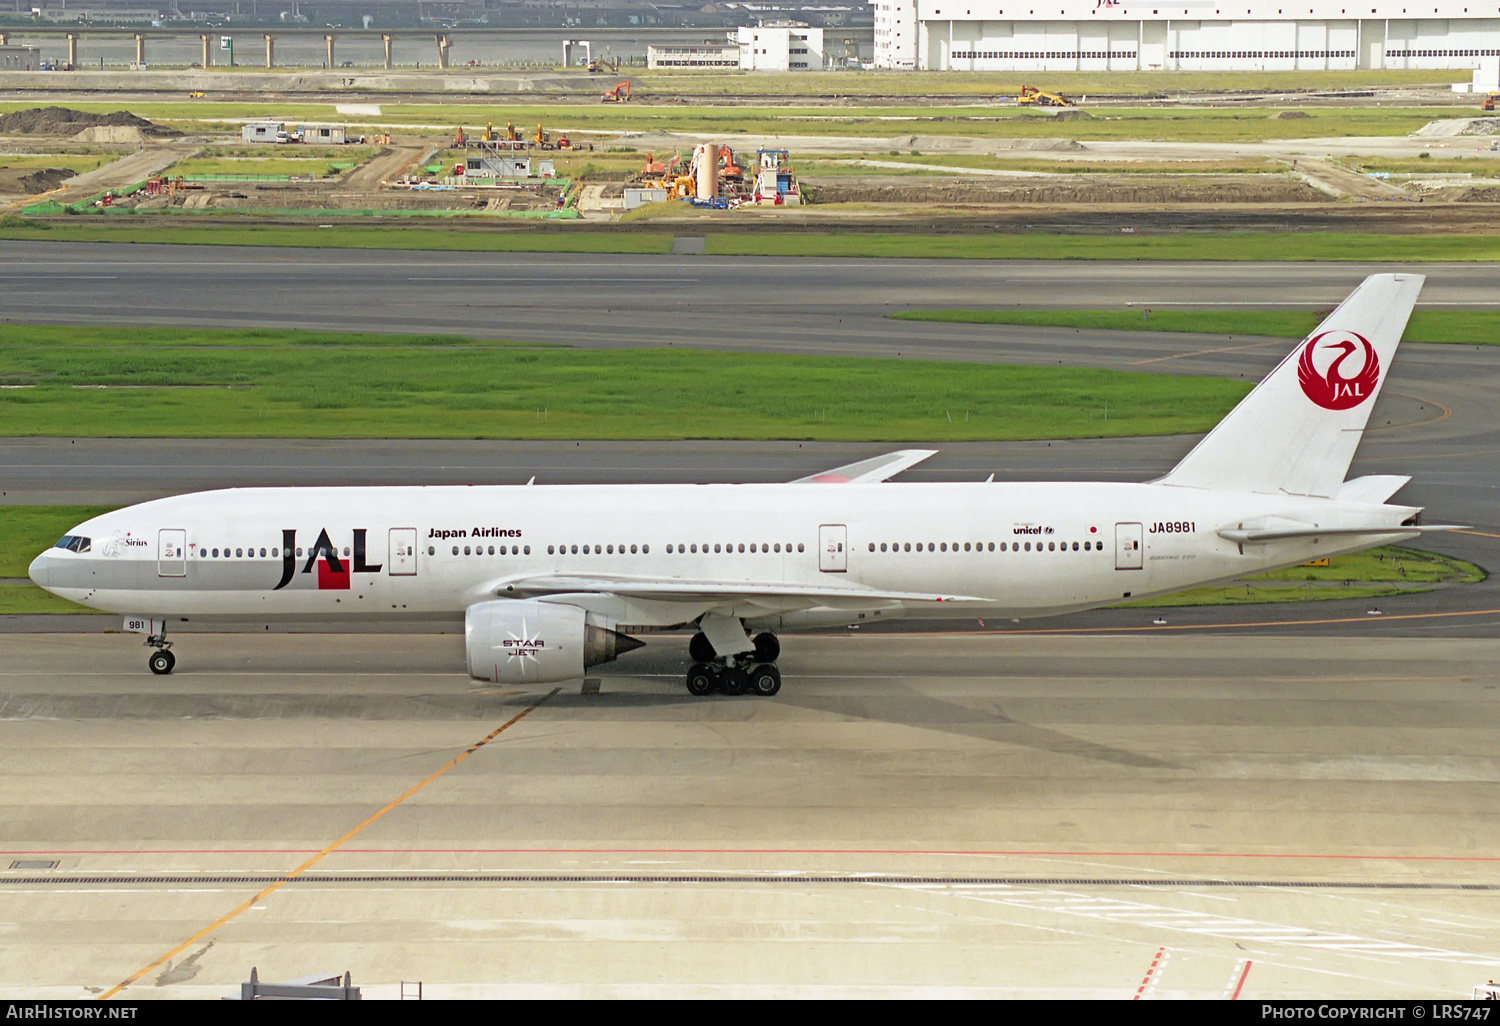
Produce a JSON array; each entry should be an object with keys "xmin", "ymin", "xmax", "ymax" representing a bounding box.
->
[
  {"xmin": 97, "ymin": 687, "xmax": 559, "ymax": 1000},
  {"xmin": 1455, "ymin": 529, "xmax": 1500, "ymax": 539}
]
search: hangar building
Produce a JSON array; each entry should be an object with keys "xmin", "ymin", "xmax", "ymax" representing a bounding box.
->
[{"xmin": 872, "ymin": 0, "xmax": 1500, "ymax": 71}]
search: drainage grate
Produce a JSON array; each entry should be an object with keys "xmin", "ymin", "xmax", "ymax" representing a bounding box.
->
[{"xmin": 9, "ymin": 860, "xmax": 59, "ymax": 871}]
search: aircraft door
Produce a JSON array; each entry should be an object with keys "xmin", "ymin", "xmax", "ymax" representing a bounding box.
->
[
  {"xmin": 389, "ymin": 528, "xmax": 418, "ymax": 575},
  {"xmin": 819, "ymin": 524, "xmax": 847, "ymax": 573},
  {"xmin": 157, "ymin": 529, "xmax": 187, "ymax": 577},
  {"xmin": 1115, "ymin": 522, "xmax": 1143, "ymax": 570}
]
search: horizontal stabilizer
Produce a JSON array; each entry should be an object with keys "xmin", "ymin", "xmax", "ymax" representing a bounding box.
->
[
  {"xmin": 793, "ymin": 449, "xmax": 938, "ymax": 484},
  {"xmin": 1337, "ymin": 475, "xmax": 1412, "ymax": 504}
]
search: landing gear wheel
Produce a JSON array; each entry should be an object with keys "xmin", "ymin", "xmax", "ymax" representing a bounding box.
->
[
  {"xmin": 688, "ymin": 632, "xmax": 716, "ymax": 663},
  {"xmin": 748, "ymin": 663, "xmax": 781, "ymax": 697},
  {"xmin": 752, "ymin": 632, "xmax": 780, "ymax": 664},
  {"xmin": 718, "ymin": 666, "xmax": 747, "ymax": 696},
  {"xmin": 686, "ymin": 663, "xmax": 716, "ymax": 697},
  {"xmin": 148, "ymin": 650, "xmax": 175, "ymax": 675}
]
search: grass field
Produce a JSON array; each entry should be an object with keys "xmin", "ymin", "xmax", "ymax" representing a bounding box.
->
[
  {"xmin": 0, "ymin": 324, "xmax": 1251, "ymax": 440},
  {"xmin": 0, "ymin": 99, "xmax": 1473, "ymax": 144},
  {"xmin": 890, "ymin": 308, "xmax": 1500, "ymax": 345},
  {"xmin": 4, "ymin": 219, "xmax": 1500, "ymax": 263},
  {"xmin": 0, "ymin": 504, "xmax": 113, "ymax": 577},
  {"xmin": 804, "ymin": 154, "xmax": 1289, "ymax": 175},
  {"xmin": 0, "ymin": 154, "xmax": 113, "ymax": 173}
]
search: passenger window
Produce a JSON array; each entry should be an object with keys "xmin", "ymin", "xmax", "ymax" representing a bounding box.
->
[
  {"xmin": 642, "ymin": 545, "xmax": 649, "ymax": 553},
  {"xmin": 464, "ymin": 546, "xmax": 471, "ymax": 555},
  {"xmin": 524, "ymin": 546, "xmax": 531, "ymax": 555},
  {"xmin": 988, "ymin": 543, "xmax": 994, "ymax": 551},
  {"xmin": 607, "ymin": 545, "xmax": 614, "ymax": 554},
  {"xmin": 1024, "ymin": 542, "xmax": 1031, "ymax": 551},
  {"xmin": 631, "ymin": 545, "xmax": 638, "ymax": 554},
  {"xmin": 940, "ymin": 543, "xmax": 947, "ymax": 552},
  {"xmin": 714, "ymin": 544, "xmax": 721, "ymax": 553},
  {"xmin": 774, "ymin": 543, "xmax": 781, "ymax": 553},
  {"xmin": 452, "ymin": 546, "xmax": 459, "ymax": 555},
  {"xmin": 272, "ymin": 548, "xmax": 278, "ymax": 557},
  {"xmin": 738, "ymin": 543, "xmax": 745, "ymax": 553},
  {"xmin": 212, "ymin": 548, "xmax": 219, "ymax": 557},
  {"xmin": 343, "ymin": 547, "xmax": 350, "ymax": 557},
  {"xmin": 869, "ymin": 543, "xmax": 875, "ymax": 552},
  {"xmin": 1072, "ymin": 542, "xmax": 1079, "ymax": 551},
  {"xmin": 571, "ymin": 545, "xmax": 578, "ymax": 554},
  {"xmin": 428, "ymin": 546, "xmax": 435, "ymax": 556}
]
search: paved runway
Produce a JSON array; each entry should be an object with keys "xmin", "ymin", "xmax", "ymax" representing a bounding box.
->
[
  {"xmin": 4, "ymin": 243, "xmax": 1500, "ymax": 997},
  {"xmin": 3, "ymin": 242, "xmax": 1500, "ymax": 365},
  {"xmin": 2, "ymin": 632, "xmax": 1500, "ymax": 999}
]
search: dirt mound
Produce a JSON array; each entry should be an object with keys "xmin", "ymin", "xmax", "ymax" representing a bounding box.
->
[
  {"xmin": 1271, "ymin": 109, "xmax": 1312, "ymax": 119},
  {"xmin": 1460, "ymin": 117, "xmax": 1500, "ymax": 136},
  {"xmin": 0, "ymin": 166, "xmax": 75, "ymax": 194},
  {"xmin": 71, "ymin": 125, "xmax": 149, "ymax": 143},
  {"xmin": 994, "ymin": 138, "xmax": 1089, "ymax": 152},
  {"xmin": 0, "ymin": 106, "xmax": 180, "ymax": 138},
  {"xmin": 1050, "ymin": 108, "xmax": 1094, "ymax": 120}
]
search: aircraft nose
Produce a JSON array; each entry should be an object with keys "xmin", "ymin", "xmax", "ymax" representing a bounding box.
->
[{"xmin": 28, "ymin": 551, "xmax": 53, "ymax": 589}]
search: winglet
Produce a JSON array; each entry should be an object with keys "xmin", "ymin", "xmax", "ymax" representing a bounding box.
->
[{"xmin": 793, "ymin": 449, "xmax": 938, "ymax": 484}]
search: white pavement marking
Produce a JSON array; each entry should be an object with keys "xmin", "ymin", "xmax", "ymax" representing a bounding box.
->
[{"xmin": 937, "ymin": 888, "xmax": 1500, "ymax": 968}]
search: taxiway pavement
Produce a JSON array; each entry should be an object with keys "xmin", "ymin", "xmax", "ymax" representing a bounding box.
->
[{"xmin": 3, "ymin": 631, "xmax": 1499, "ymax": 999}]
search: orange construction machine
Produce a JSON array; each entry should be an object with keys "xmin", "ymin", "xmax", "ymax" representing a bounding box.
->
[{"xmin": 601, "ymin": 80, "xmax": 631, "ymax": 103}]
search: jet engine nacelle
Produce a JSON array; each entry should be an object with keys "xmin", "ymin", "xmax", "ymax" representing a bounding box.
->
[{"xmin": 465, "ymin": 599, "xmax": 643, "ymax": 684}]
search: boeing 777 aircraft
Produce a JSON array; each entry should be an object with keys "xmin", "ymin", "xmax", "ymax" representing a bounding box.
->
[{"xmin": 28, "ymin": 273, "xmax": 1460, "ymax": 696}]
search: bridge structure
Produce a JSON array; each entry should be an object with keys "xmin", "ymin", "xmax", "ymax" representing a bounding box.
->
[{"xmin": 0, "ymin": 27, "xmax": 461, "ymax": 69}]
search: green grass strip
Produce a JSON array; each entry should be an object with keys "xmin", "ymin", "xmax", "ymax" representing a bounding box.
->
[
  {"xmin": 2, "ymin": 220, "xmax": 1500, "ymax": 262},
  {"xmin": 0, "ymin": 324, "xmax": 1250, "ymax": 441},
  {"xmin": 0, "ymin": 505, "xmax": 115, "ymax": 578},
  {"xmin": 0, "ymin": 584, "xmax": 96, "ymax": 615},
  {"xmin": 890, "ymin": 308, "xmax": 1500, "ymax": 345}
]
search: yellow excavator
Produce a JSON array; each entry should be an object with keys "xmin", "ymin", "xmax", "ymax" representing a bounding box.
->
[{"xmin": 1017, "ymin": 85, "xmax": 1072, "ymax": 107}]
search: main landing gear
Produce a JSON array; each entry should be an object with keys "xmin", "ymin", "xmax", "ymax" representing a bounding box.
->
[
  {"xmin": 145, "ymin": 631, "xmax": 175, "ymax": 675},
  {"xmin": 684, "ymin": 631, "xmax": 781, "ymax": 697}
]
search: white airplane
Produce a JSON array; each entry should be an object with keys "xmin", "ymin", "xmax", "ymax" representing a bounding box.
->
[{"xmin": 29, "ymin": 273, "xmax": 1461, "ymax": 696}]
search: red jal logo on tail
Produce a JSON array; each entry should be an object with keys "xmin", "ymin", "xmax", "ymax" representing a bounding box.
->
[{"xmin": 1297, "ymin": 330, "xmax": 1381, "ymax": 411}]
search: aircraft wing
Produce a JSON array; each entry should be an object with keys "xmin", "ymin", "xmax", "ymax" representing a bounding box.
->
[
  {"xmin": 791, "ymin": 449, "xmax": 938, "ymax": 484},
  {"xmin": 490, "ymin": 571, "xmax": 985, "ymax": 608}
]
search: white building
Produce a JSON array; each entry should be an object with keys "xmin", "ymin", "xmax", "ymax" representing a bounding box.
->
[
  {"xmin": 873, "ymin": 1, "xmax": 1500, "ymax": 71},
  {"xmin": 647, "ymin": 45, "xmax": 741, "ymax": 69},
  {"xmin": 736, "ymin": 21, "xmax": 827, "ymax": 70}
]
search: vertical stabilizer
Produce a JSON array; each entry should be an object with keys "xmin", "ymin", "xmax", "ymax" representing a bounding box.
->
[{"xmin": 1158, "ymin": 273, "xmax": 1424, "ymax": 497}]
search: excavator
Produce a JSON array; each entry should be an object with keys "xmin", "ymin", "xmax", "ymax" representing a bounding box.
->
[
  {"xmin": 601, "ymin": 80, "xmax": 631, "ymax": 103},
  {"xmin": 1017, "ymin": 85, "xmax": 1072, "ymax": 107},
  {"xmin": 532, "ymin": 124, "xmax": 573, "ymax": 151},
  {"xmin": 718, "ymin": 144, "xmax": 743, "ymax": 181},
  {"xmin": 1482, "ymin": 91, "xmax": 1499, "ymax": 112},
  {"xmin": 587, "ymin": 57, "xmax": 620, "ymax": 74}
]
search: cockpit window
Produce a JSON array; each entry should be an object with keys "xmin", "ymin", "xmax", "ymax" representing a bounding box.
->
[{"xmin": 53, "ymin": 535, "xmax": 91, "ymax": 553}]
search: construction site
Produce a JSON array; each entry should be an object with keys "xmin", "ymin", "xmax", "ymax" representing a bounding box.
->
[{"xmin": 2, "ymin": 73, "xmax": 1500, "ymax": 231}]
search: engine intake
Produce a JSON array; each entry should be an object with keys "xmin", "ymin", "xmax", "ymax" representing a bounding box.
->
[{"xmin": 465, "ymin": 599, "xmax": 644, "ymax": 684}]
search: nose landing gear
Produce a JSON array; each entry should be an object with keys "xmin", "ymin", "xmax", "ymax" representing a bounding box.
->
[{"xmin": 145, "ymin": 632, "xmax": 175, "ymax": 675}]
